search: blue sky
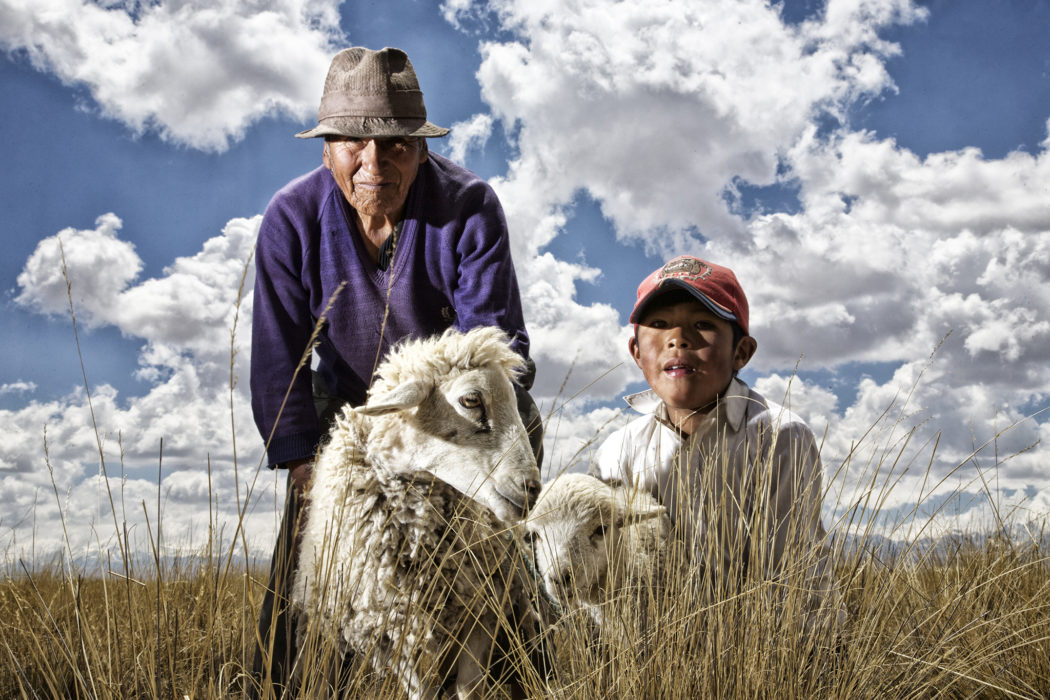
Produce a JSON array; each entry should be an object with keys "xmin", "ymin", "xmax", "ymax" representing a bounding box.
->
[{"xmin": 2, "ymin": 0, "xmax": 1049, "ymax": 560}]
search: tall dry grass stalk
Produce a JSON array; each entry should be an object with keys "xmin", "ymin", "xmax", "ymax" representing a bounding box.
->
[
  {"xmin": 5, "ymin": 488, "xmax": 1046, "ymax": 698},
  {"xmin": 1, "ymin": 255, "xmax": 1048, "ymax": 698}
]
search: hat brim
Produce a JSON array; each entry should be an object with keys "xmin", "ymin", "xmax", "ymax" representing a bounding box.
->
[
  {"xmin": 296, "ymin": 116, "xmax": 450, "ymax": 139},
  {"xmin": 630, "ymin": 279, "xmax": 738, "ymax": 325}
]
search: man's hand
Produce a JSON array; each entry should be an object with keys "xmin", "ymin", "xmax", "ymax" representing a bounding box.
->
[{"xmin": 286, "ymin": 458, "xmax": 314, "ymax": 493}]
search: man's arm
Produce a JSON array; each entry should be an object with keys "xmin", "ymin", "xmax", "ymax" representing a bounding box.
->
[
  {"xmin": 448, "ymin": 180, "xmax": 532, "ymax": 382},
  {"xmin": 285, "ymin": 458, "xmax": 314, "ymax": 493},
  {"xmin": 250, "ymin": 209, "xmax": 323, "ymax": 468}
]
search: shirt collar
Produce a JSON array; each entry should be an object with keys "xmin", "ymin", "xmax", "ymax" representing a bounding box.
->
[
  {"xmin": 721, "ymin": 377, "xmax": 749, "ymax": 432},
  {"xmin": 623, "ymin": 377, "xmax": 750, "ymax": 433}
]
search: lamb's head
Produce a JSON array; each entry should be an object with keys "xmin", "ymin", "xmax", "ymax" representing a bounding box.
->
[
  {"xmin": 524, "ymin": 474, "xmax": 665, "ymax": 605},
  {"xmin": 357, "ymin": 326, "xmax": 540, "ymax": 522}
]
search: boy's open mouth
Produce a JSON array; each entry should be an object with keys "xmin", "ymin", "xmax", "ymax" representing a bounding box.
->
[{"xmin": 663, "ymin": 361, "xmax": 695, "ymax": 376}]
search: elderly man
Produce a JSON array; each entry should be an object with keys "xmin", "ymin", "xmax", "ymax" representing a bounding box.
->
[{"xmin": 249, "ymin": 46, "xmax": 540, "ymax": 695}]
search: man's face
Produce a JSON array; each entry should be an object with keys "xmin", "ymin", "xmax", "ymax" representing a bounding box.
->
[
  {"xmin": 323, "ymin": 136, "xmax": 427, "ymax": 219},
  {"xmin": 629, "ymin": 297, "xmax": 755, "ymax": 431}
]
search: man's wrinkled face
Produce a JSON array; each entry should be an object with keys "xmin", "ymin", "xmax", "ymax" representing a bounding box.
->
[
  {"xmin": 323, "ymin": 136, "xmax": 426, "ymax": 219},
  {"xmin": 629, "ymin": 297, "xmax": 755, "ymax": 430}
]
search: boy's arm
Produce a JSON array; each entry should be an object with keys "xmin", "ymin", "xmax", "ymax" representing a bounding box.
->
[
  {"xmin": 592, "ymin": 430, "xmax": 630, "ymax": 481},
  {"xmin": 767, "ymin": 420, "xmax": 844, "ymax": 627},
  {"xmin": 768, "ymin": 422, "xmax": 827, "ymax": 562}
]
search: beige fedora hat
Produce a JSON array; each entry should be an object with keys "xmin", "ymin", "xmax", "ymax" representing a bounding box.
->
[{"xmin": 296, "ymin": 46, "xmax": 450, "ymax": 139}]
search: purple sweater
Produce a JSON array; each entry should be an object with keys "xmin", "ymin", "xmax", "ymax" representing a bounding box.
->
[{"xmin": 250, "ymin": 153, "xmax": 530, "ymax": 467}]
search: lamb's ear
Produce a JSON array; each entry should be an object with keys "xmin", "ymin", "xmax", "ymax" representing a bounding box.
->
[
  {"xmin": 613, "ymin": 493, "xmax": 666, "ymax": 526},
  {"xmin": 356, "ymin": 380, "xmax": 429, "ymax": 415},
  {"xmin": 624, "ymin": 503, "xmax": 666, "ymax": 524}
]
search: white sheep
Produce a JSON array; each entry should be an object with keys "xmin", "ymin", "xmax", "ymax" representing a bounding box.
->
[
  {"xmin": 291, "ymin": 327, "xmax": 546, "ymax": 699},
  {"xmin": 524, "ymin": 473, "xmax": 670, "ymax": 630}
]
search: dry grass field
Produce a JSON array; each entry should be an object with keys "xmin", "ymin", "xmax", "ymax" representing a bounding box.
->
[{"xmin": 2, "ymin": 484, "xmax": 1048, "ymax": 699}]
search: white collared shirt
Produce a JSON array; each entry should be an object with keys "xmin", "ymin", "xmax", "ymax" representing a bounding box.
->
[{"xmin": 593, "ymin": 378, "xmax": 842, "ymax": 624}]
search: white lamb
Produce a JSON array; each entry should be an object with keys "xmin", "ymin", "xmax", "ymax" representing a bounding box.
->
[
  {"xmin": 524, "ymin": 473, "xmax": 670, "ymax": 629},
  {"xmin": 291, "ymin": 327, "xmax": 546, "ymax": 699}
]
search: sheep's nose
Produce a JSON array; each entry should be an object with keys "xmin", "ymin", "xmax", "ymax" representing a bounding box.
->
[{"xmin": 524, "ymin": 478, "xmax": 541, "ymax": 507}]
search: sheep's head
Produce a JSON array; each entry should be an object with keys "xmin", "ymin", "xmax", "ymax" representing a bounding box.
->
[
  {"xmin": 357, "ymin": 327, "xmax": 540, "ymax": 523},
  {"xmin": 524, "ymin": 474, "xmax": 665, "ymax": 605}
]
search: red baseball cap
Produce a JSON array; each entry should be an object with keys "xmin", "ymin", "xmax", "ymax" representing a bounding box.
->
[{"xmin": 630, "ymin": 255, "xmax": 749, "ymax": 335}]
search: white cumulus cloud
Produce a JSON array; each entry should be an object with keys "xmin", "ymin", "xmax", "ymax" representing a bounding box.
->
[
  {"xmin": 445, "ymin": 0, "xmax": 937, "ymax": 411},
  {"xmin": 444, "ymin": 112, "xmax": 494, "ymax": 165},
  {"xmin": 0, "ymin": 0, "xmax": 344, "ymax": 151},
  {"xmin": 0, "ymin": 381, "xmax": 37, "ymax": 396},
  {"xmin": 16, "ymin": 213, "xmax": 259, "ymax": 362},
  {"xmin": 5, "ymin": 213, "xmax": 275, "ymax": 561}
]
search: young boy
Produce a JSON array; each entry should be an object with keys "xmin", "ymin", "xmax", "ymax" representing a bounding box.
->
[{"xmin": 593, "ymin": 255, "xmax": 840, "ymax": 624}]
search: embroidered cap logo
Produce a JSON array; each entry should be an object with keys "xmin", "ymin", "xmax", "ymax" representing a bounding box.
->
[{"xmin": 657, "ymin": 257, "xmax": 712, "ymax": 285}]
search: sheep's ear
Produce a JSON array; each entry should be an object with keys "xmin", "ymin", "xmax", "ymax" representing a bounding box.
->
[
  {"xmin": 623, "ymin": 503, "xmax": 666, "ymax": 524},
  {"xmin": 357, "ymin": 380, "xmax": 429, "ymax": 415},
  {"xmin": 614, "ymin": 494, "xmax": 666, "ymax": 526}
]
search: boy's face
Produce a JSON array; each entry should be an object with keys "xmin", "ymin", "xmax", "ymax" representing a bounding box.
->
[{"xmin": 629, "ymin": 298, "xmax": 757, "ymax": 431}]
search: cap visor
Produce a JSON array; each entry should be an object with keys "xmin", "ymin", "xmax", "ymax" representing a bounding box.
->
[{"xmin": 630, "ymin": 279, "xmax": 738, "ymax": 324}]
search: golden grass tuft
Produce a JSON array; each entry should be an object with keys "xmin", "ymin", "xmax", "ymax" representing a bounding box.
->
[
  {"xmin": 1, "ymin": 557, "xmax": 261, "ymax": 698},
  {"xmin": 3, "ymin": 460, "xmax": 1046, "ymax": 698}
]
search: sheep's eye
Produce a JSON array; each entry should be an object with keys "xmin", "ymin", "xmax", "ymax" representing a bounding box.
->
[
  {"xmin": 458, "ymin": 391, "xmax": 489, "ymax": 433},
  {"xmin": 458, "ymin": 392, "xmax": 482, "ymax": 410},
  {"xmin": 591, "ymin": 523, "xmax": 607, "ymax": 540}
]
